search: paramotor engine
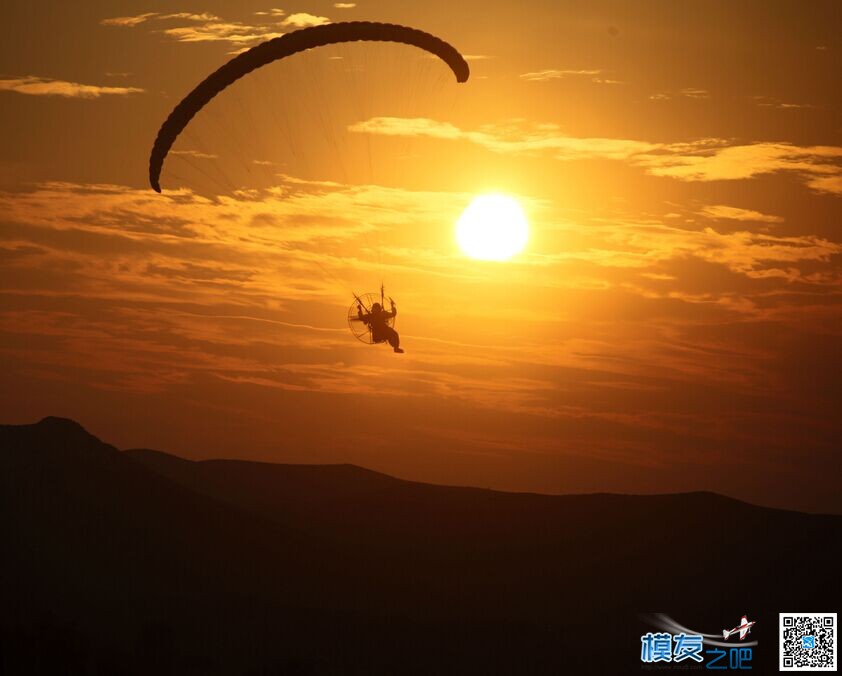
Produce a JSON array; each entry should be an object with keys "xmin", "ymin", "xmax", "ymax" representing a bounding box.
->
[{"xmin": 347, "ymin": 291, "xmax": 397, "ymax": 345}]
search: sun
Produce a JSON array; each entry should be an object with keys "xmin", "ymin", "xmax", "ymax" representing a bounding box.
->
[{"xmin": 456, "ymin": 194, "xmax": 529, "ymax": 261}]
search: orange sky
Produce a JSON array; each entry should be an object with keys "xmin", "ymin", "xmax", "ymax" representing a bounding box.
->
[{"xmin": 1, "ymin": 1, "xmax": 840, "ymax": 513}]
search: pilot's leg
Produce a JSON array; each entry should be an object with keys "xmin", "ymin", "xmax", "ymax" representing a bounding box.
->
[{"xmin": 386, "ymin": 327, "xmax": 403, "ymax": 353}]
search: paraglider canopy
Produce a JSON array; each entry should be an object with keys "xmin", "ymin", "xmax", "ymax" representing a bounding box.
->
[{"xmin": 149, "ymin": 21, "xmax": 470, "ymax": 193}]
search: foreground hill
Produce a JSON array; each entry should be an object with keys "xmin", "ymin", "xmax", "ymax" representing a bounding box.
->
[{"xmin": 2, "ymin": 417, "xmax": 839, "ymax": 674}]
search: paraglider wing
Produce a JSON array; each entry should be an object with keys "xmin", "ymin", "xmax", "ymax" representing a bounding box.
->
[{"xmin": 149, "ymin": 21, "xmax": 470, "ymax": 192}]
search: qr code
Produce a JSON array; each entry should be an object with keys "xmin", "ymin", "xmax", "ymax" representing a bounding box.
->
[{"xmin": 780, "ymin": 613, "xmax": 837, "ymax": 671}]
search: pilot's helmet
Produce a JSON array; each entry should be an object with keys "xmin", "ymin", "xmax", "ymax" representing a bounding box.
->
[{"xmin": 372, "ymin": 302, "xmax": 382, "ymax": 312}]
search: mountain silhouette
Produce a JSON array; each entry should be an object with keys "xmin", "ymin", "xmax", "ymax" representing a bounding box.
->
[{"xmin": 1, "ymin": 417, "xmax": 839, "ymax": 674}]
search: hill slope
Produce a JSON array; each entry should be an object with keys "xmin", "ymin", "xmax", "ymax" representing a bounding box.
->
[{"xmin": 2, "ymin": 418, "xmax": 839, "ymax": 674}]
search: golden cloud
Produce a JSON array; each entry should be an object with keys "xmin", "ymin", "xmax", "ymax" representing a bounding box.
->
[
  {"xmin": 351, "ymin": 117, "xmax": 842, "ymax": 190},
  {"xmin": 161, "ymin": 22, "xmax": 283, "ymax": 45},
  {"xmin": 0, "ymin": 76, "xmax": 143, "ymax": 98},
  {"xmin": 807, "ymin": 175, "xmax": 842, "ymax": 195},
  {"xmin": 520, "ymin": 69, "xmax": 602, "ymax": 81},
  {"xmin": 699, "ymin": 205, "xmax": 784, "ymax": 223},
  {"xmin": 282, "ymin": 13, "xmax": 331, "ymax": 28},
  {"xmin": 102, "ymin": 9, "xmax": 282, "ymax": 48},
  {"xmin": 649, "ymin": 88, "xmax": 710, "ymax": 100},
  {"xmin": 100, "ymin": 12, "xmax": 158, "ymax": 27},
  {"xmin": 348, "ymin": 117, "xmax": 657, "ymax": 160},
  {"xmin": 100, "ymin": 12, "xmax": 219, "ymax": 26}
]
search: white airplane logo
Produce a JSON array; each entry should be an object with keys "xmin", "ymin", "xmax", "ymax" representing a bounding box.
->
[{"xmin": 722, "ymin": 615, "xmax": 756, "ymax": 640}]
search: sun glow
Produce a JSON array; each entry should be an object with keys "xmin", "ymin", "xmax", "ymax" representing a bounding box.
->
[{"xmin": 456, "ymin": 194, "xmax": 529, "ymax": 261}]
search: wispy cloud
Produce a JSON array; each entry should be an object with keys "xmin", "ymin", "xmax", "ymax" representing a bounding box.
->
[
  {"xmin": 282, "ymin": 13, "xmax": 331, "ymax": 27},
  {"xmin": 806, "ymin": 175, "xmax": 842, "ymax": 195},
  {"xmin": 699, "ymin": 205, "xmax": 784, "ymax": 223},
  {"xmin": 679, "ymin": 87, "xmax": 709, "ymax": 99},
  {"xmin": 753, "ymin": 96, "xmax": 814, "ymax": 110},
  {"xmin": 4, "ymin": 178, "xmax": 836, "ymax": 320},
  {"xmin": 170, "ymin": 150, "xmax": 219, "ymax": 160},
  {"xmin": 349, "ymin": 117, "xmax": 656, "ymax": 160},
  {"xmin": 334, "ymin": 3, "xmax": 356, "ymax": 8},
  {"xmin": 100, "ymin": 12, "xmax": 218, "ymax": 26},
  {"xmin": 650, "ymin": 88, "xmax": 710, "ymax": 100},
  {"xmin": 637, "ymin": 142, "xmax": 842, "ymax": 184},
  {"xmin": 585, "ymin": 219, "xmax": 841, "ymax": 277},
  {"xmin": 0, "ymin": 76, "xmax": 143, "ymax": 98},
  {"xmin": 102, "ymin": 10, "xmax": 283, "ymax": 48},
  {"xmin": 159, "ymin": 12, "xmax": 220, "ymax": 21},
  {"xmin": 160, "ymin": 22, "xmax": 283, "ymax": 46},
  {"xmin": 100, "ymin": 12, "xmax": 158, "ymax": 27},
  {"xmin": 351, "ymin": 117, "xmax": 842, "ymax": 191},
  {"xmin": 520, "ymin": 69, "xmax": 602, "ymax": 81},
  {"xmin": 520, "ymin": 69, "xmax": 618, "ymax": 84}
]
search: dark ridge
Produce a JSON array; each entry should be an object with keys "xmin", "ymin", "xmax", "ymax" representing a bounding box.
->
[
  {"xmin": 1, "ymin": 416, "xmax": 118, "ymax": 469},
  {"xmin": 36, "ymin": 415, "xmax": 89, "ymax": 432},
  {"xmin": 9, "ymin": 416, "xmax": 105, "ymax": 448},
  {"xmin": 127, "ymin": 447, "xmax": 757, "ymax": 508},
  {"xmin": 2, "ymin": 417, "xmax": 840, "ymax": 675}
]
